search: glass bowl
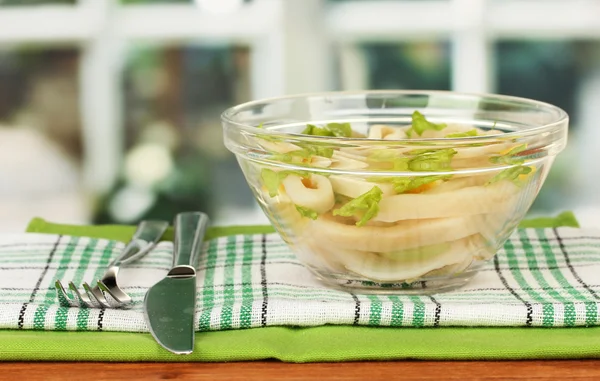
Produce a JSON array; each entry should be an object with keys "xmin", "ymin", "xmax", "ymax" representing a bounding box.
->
[{"xmin": 221, "ymin": 90, "xmax": 569, "ymax": 294}]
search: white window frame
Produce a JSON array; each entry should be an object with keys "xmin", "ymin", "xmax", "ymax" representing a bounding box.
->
[{"xmin": 0, "ymin": 0, "xmax": 598, "ymax": 223}]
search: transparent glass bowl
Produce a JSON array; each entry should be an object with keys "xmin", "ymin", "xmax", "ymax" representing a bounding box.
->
[{"xmin": 222, "ymin": 90, "xmax": 569, "ymax": 294}]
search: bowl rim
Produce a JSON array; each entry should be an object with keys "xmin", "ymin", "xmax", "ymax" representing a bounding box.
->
[{"xmin": 221, "ymin": 89, "xmax": 569, "ymax": 143}]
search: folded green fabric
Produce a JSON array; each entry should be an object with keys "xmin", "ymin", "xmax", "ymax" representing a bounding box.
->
[
  {"xmin": 2, "ymin": 211, "xmax": 599, "ymax": 362},
  {"xmin": 3, "ymin": 212, "xmax": 597, "ymax": 333}
]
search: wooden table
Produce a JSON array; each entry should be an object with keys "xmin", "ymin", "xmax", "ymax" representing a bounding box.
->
[{"xmin": 2, "ymin": 360, "xmax": 600, "ymax": 380}]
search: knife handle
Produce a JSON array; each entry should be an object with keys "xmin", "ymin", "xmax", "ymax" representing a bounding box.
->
[{"xmin": 173, "ymin": 212, "xmax": 210, "ymax": 269}]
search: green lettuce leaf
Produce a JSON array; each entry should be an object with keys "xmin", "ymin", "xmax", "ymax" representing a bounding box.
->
[
  {"xmin": 302, "ymin": 124, "xmax": 335, "ymax": 137},
  {"xmin": 261, "ymin": 168, "xmax": 281, "ymax": 197},
  {"xmin": 368, "ymin": 148, "xmax": 457, "ymax": 172},
  {"xmin": 302, "ymin": 122, "xmax": 353, "ymax": 138},
  {"xmin": 367, "ymin": 150, "xmax": 411, "ymax": 171},
  {"xmin": 271, "ymin": 145, "xmax": 334, "ymax": 163},
  {"xmin": 487, "ymin": 165, "xmax": 532, "ymax": 185},
  {"xmin": 271, "ymin": 150, "xmax": 313, "ymax": 163},
  {"xmin": 333, "ymin": 186, "xmax": 383, "ymax": 227},
  {"xmin": 305, "ymin": 145, "xmax": 334, "ymax": 158},
  {"xmin": 489, "ymin": 143, "xmax": 528, "ymax": 165},
  {"xmin": 407, "ymin": 111, "xmax": 447, "ymax": 137},
  {"xmin": 407, "ymin": 148, "xmax": 457, "ymax": 171},
  {"xmin": 445, "ymin": 129, "xmax": 478, "ymax": 138},
  {"xmin": 368, "ymin": 174, "xmax": 451, "ymax": 194},
  {"xmin": 295, "ymin": 205, "xmax": 319, "ymax": 220},
  {"xmin": 260, "ymin": 169, "xmax": 310, "ymax": 197},
  {"xmin": 325, "ymin": 122, "xmax": 352, "ymax": 137}
]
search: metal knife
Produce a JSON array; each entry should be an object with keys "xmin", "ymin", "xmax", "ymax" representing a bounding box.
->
[{"xmin": 143, "ymin": 211, "xmax": 209, "ymax": 354}]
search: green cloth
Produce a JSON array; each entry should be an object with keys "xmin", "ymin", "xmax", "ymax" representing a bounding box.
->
[
  {"xmin": 1, "ymin": 212, "xmax": 598, "ymax": 362},
  {"xmin": 7, "ymin": 214, "xmax": 598, "ymax": 332}
]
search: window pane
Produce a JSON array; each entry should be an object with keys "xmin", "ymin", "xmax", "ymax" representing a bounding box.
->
[
  {"xmin": 121, "ymin": 0, "xmax": 191, "ymax": 3},
  {"xmin": 120, "ymin": 0, "xmax": 252, "ymax": 5},
  {"xmin": 93, "ymin": 44, "xmax": 260, "ymax": 226},
  {"xmin": 337, "ymin": 42, "xmax": 451, "ymax": 90},
  {"xmin": 0, "ymin": 47, "xmax": 86, "ymax": 231},
  {"xmin": 495, "ymin": 40, "xmax": 600, "ymax": 226}
]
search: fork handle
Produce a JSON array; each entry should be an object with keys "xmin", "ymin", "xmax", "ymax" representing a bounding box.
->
[
  {"xmin": 110, "ymin": 220, "xmax": 169, "ymax": 267},
  {"xmin": 173, "ymin": 212, "xmax": 210, "ymax": 268}
]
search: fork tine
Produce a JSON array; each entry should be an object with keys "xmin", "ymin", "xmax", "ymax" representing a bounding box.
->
[
  {"xmin": 55, "ymin": 281, "xmax": 131, "ymax": 309},
  {"xmin": 98, "ymin": 280, "xmax": 132, "ymax": 306},
  {"xmin": 69, "ymin": 281, "xmax": 95, "ymax": 308},
  {"xmin": 55, "ymin": 281, "xmax": 75, "ymax": 308},
  {"xmin": 97, "ymin": 282, "xmax": 127, "ymax": 308},
  {"xmin": 83, "ymin": 282, "xmax": 110, "ymax": 308}
]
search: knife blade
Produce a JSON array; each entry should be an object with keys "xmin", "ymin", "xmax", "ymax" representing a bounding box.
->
[{"xmin": 143, "ymin": 211, "xmax": 209, "ymax": 354}]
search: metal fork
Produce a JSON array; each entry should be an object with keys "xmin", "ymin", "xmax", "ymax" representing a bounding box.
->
[{"xmin": 55, "ymin": 220, "xmax": 169, "ymax": 308}]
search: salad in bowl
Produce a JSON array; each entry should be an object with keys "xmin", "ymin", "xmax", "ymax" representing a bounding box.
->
[{"xmin": 222, "ymin": 91, "xmax": 568, "ymax": 293}]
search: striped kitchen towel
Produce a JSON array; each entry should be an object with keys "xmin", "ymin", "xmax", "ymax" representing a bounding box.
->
[{"xmin": 1, "ymin": 227, "xmax": 600, "ymax": 332}]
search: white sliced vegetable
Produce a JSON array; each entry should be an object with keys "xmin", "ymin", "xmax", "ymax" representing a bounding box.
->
[
  {"xmin": 351, "ymin": 130, "xmax": 367, "ymax": 138},
  {"xmin": 333, "ymin": 147, "xmax": 373, "ymax": 157},
  {"xmin": 417, "ymin": 123, "xmax": 471, "ymax": 138},
  {"xmin": 258, "ymin": 139, "xmax": 302, "ymax": 154},
  {"xmin": 333, "ymin": 149, "xmax": 369, "ymax": 163},
  {"xmin": 282, "ymin": 174, "xmax": 335, "ymax": 214},
  {"xmin": 331, "ymin": 234, "xmax": 481, "ymax": 282},
  {"xmin": 329, "ymin": 175, "xmax": 395, "ymax": 198},
  {"xmin": 296, "ymin": 234, "xmax": 346, "ymax": 272},
  {"xmin": 368, "ymin": 124, "xmax": 408, "ymax": 140},
  {"xmin": 309, "ymin": 214, "xmax": 484, "ymax": 253},
  {"xmin": 258, "ymin": 187, "xmax": 307, "ymax": 237},
  {"xmin": 330, "ymin": 151, "xmax": 369, "ymax": 170},
  {"xmin": 425, "ymin": 174, "xmax": 491, "ymax": 194},
  {"xmin": 420, "ymin": 248, "xmax": 478, "ymax": 280},
  {"xmin": 384, "ymin": 132, "xmax": 407, "ymax": 140},
  {"xmin": 479, "ymin": 129, "xmax": 505, "ymax": 136},
  {"xmin": 452, "ymin": 143, "xmax": 513, "ymax": 160},
  {"xmin": 374, "ymin": 180, "xmax": 520, "ymax": 222},
  {"xmin": 310, "ymin": 156, "xmax": 333, "ymax": 168}
]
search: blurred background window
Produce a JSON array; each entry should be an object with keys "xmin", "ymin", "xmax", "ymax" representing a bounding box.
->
[{"xmin": 0, "ymin": 0, "xmax": 598, "ymax": 231}]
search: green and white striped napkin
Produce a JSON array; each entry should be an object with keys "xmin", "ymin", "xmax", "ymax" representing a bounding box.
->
[{"xmin": 1, "ymin": 227, "xmax": 600, "ymax": 332}]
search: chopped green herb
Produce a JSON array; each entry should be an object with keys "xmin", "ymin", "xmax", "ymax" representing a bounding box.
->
[
  {"xmin": 295, "ymin": 205, "xmax": 319, "ymax": 220},
  {"xmin": 407, "ymin": 111, "xmax": 447, "ymax": 136},
  {"xmin": 333, "ymin": 186, "xmax": 383, "ymax": 227}
]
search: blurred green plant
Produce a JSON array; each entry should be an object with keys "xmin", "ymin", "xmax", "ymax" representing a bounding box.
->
[{"xmin": 363, "ymin": 42, "xmax": 451, "ymax": 91}]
